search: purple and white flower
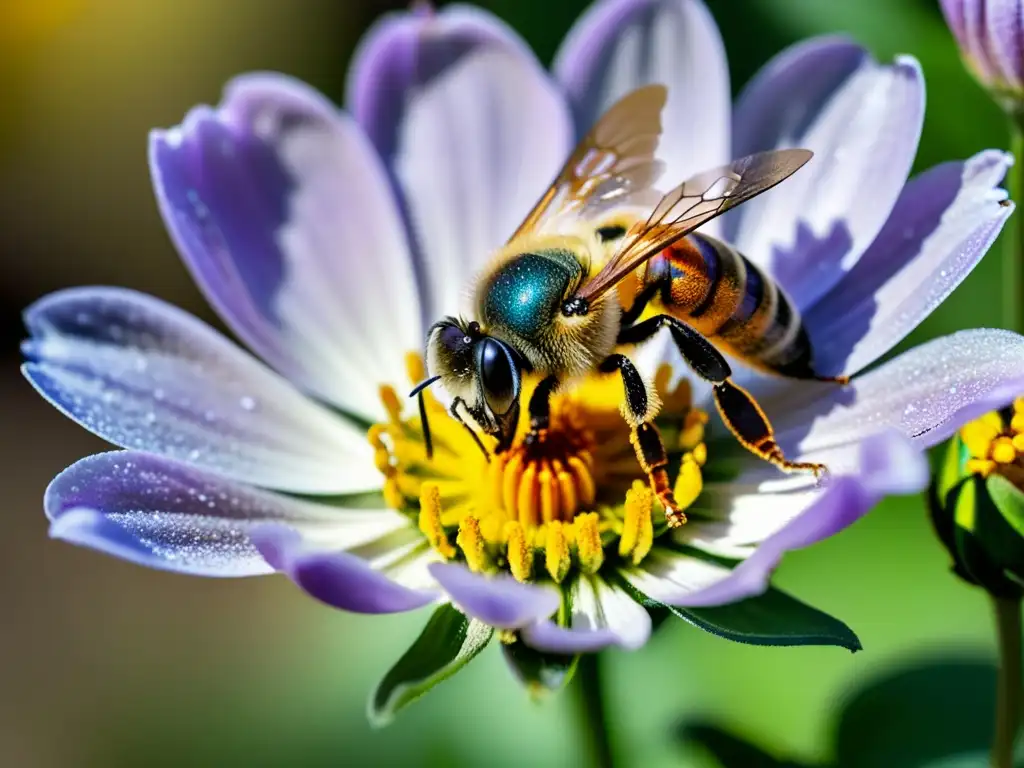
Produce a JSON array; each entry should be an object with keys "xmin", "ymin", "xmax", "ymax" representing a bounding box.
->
[
  {"xmin": 941, "ymin": 0, "xmax": 1024, "ymax": 106},
  {"xmin": 22, "ymin": 0, "xmax": 1024, "ymax": 717}
]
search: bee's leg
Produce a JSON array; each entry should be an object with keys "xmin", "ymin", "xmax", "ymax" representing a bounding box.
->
[
  {"xmin": 449, "ymin": 397, "xmax": 491, "ymax": 463},
  {"xmin": 599, "ymin": 353, "xmax": 687, "ymax": 527},
  {"xmin": 618, "ymin": 282, "xmax": 659, "ymax": 328},
  {"xmin": 618, "ymin": 315, "xmax": 825, "ymax": 477},
  {"xmin": 523, "ymin": 375, "xmax": 560, "ymax": 446}
]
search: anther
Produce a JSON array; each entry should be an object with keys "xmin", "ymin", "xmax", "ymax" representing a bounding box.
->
[
  {"xmin": 457, "ymin": 516, "xmax": 491, "ymax": 573},
  {"xmin": 405, "ymin": 352, "xmax": 427, "ymax": 386},
  {"xmin": 418, "ymin": 483, "xmax": 455, "ymax": 559},
  {"xmin": 619, "ymin": 481, "xmax": 654, "ymax": 565},
  {"xmin": 674, "ymin": 455, "xmax": 703, "ymax": 511},
  {"xmin": 573, "ymin": 513, "xmax": 604, "ymax": 574},
  {"xmin": 505, "ymin": 521, "xmax": 533, "ymax": 582},
  {"xmin": 379, "ymin": 384, "xmax": 403, "ymax": 424},
  {"xmin": 544, "ymin": 521, "xmax": 572, "ymax": 583},
  {"xmin": 992, "ymin": 437, "xmax": 1017, "ymax": 464}
]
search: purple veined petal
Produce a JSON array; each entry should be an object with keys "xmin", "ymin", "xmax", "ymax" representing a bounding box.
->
[
  {"xmin": 252, "ymin": 524, "xmax": 440, "ymax": 614},
  {"xmin": 620, "ymin": 548, "xmax": 734, "ymax": 606},
  {"xmin": 771, "ymin": 329, "xmax": 1024, "ymax": 455},
  {"xmin": 46, "ymin": 451, "xmax": 412, "ymax": 578},
  {"xmin": 730, "ymin": 53, "xmax": 924, "ymax": 310},
  {"xmin": 984, "ymin": 0, "xmax": 1024, "ymax": 89},
  {"xmin": 723, "ymin": 35, "xmax": 866, "ymax": 243},
  {"xmin": 940, "ymin": 0, "xmax": 971, "ymax": 53},
  {"xmin": 553, "ymin": 0, "xmax": 730, "ymax": 191},
  {"xmin": 346, "ymin": 3, "xmax": 534, "ymax": 164},
  {"xmin": 395, "ymin": 48, "xmax": 573, "ymax": 320},
  {"xmin": 428, "ymin": 562, "xmax": 560, "ymax": 630},
  {"xmin": 22, "ymin": 287, "xmax": 375, "ymax": 494},
  {"xmin": 805, "ymin": 150, "xmax": 1013, "ymax": 377},
  {"xmin": 150, "ymin": 73, "xmax": 420, "ymax": 421},
  {"xmin": 521, "ymin": 576, "xmax": 652, "ymax": 653},
  {"xmin": 961, "ymin": 0, "xmax": 999, "ymax": 83}
]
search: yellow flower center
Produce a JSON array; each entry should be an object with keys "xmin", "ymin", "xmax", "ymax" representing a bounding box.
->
[
  {"xmin": 960, "ymin": 398, "xmax": 1024, "ymax": 487},
  {"xmin": 369, "ymin": 353, "xmax": 708, "ymax": 583}
]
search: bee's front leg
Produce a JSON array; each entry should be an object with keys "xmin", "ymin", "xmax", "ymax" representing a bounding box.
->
[
  {"xmin": 599, "ymin": 353, "xmax": 687, "ymax": 527},
  {"xmin": 523, "ymin": 375, "xmax": 560, "ymax": 446}
]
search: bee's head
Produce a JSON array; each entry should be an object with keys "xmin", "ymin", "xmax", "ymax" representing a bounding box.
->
[{"xmin": 424, "ymin": 318, "xmax": 523, "ymax": 453}]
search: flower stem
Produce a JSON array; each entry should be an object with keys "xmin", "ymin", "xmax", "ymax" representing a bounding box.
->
[
  {"xmin": 574, "ymin": 653, "xmax": 615, "ymax": 768},
  {"xmin": 1006, "ymin": 122, "xmax": 1024, "ymax": 333},
  {"xmin": 992, "ymin": 596, "xmax": 1022, "ymax": 768}
]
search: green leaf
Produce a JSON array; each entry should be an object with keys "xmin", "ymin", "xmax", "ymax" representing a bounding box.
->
[
  {"xmin": 368, "ymin": 604, "xmax": 492, "ymax": 727},
  {"xmin": 617, "ymin": 575, "xmax": 861, "ymax": 651},
  {"xmin": 987, "ymin": 473, "xmax": 1024, "ymax": 537},
  {"xmin": 501, "ymin": 639, "xmax": 578, "ymax": 696}
]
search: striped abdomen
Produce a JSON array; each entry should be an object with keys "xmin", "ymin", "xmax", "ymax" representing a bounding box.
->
[{"xmin": 640, "ymin": 232, "xmax": 816, "ymax": 378}]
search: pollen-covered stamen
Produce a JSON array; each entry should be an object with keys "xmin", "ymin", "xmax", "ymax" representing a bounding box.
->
[
  {"xmin": 367, "ymin": 353, "xmax": 711, "ymax": 583},
  {"xmin": 961, "ymin": 400, "xmax": 1024, "ymax": 487}
]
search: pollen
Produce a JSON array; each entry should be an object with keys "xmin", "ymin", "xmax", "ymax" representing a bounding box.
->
[
  {"xmin": 573, "ymin": 512, "xmax": 604, "ymax": 574},
  {"xmin": 368, "ymin": 352, "xmax": 711, "ymax": 583},
  {"xmin": 619, "ymin": 481, "xmax": 654, "ymax": 565},
  {"xmin": 418, "ymin": 483, "xmax": 455, "ymax": 559}
]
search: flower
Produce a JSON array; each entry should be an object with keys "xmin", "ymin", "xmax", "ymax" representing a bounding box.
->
[
  {"xmin": 940, "ymin": 0, "xmax": 1024, "ymax": 112},
  {"xmin": 23, "ymin": 0, "xmax": 1024, "ymax": 721},
  {"xmin": 930, "ymin": 397, "xmax": 1024, "ymax": 598}
]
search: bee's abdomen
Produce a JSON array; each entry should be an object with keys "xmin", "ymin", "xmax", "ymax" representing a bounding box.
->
[{"xmin": 642, "ymin": 233, "xmax": 815, "ymax": 378}]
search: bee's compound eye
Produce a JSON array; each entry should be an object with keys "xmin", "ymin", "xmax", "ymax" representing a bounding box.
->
[{"xmin": 478, "ymin": 338, "xmax": 518, "ymax": 416}]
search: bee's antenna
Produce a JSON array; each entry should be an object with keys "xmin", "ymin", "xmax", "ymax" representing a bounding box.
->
[{"xmin": 409, "ymin": 376, "xmax": 442, "ymax": 459}]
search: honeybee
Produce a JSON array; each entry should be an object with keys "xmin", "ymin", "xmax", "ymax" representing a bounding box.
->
[{"xmin": 411, "ymin": 85, "xmax": 843, "ymax": 527}]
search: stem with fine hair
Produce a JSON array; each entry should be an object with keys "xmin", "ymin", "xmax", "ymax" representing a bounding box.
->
[
  {"xmin": 1006, "ymin": 123, "xmax": 1024, "ymax": 332},
  {"xmin": 574, "ymin": 653, "xmax": 615, "ymax": 768},
  {"xmin": 992, "ymin": 597, "xmax": 1022, "ymax": 768}
]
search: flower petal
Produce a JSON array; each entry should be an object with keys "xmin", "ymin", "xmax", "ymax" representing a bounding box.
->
[
  {"xmin": 427, "ymin": 562, "xmax": 560, "ymax": 630},
  {"xmin": 150, "ymin": 73, "xmax": 420, "ymax": 419},
  {"xmin": 347, "ymin": 3, "xmax": 533, "ymax": 163},
  {"xmin": 553, "ymin": 0, "xmax": 730, "ymax": 184},
  {"xmin": 670, "ymin": 431, "xmax": 926, "ymax": 603},
  {"xmin": 773, "ymin": 329, "xmax": 1024, "ymax": 454},
  {"xmin": 806, "ymin": 151, "xmax": 1013, "ymax": 376},
  {"xmin": 252, "ymin": 524, "xmax": 439, "ymax": 614},
  {"xmin": 45, "ymin": 451, "xmax": 409, "ymax": 578},
  {"xmin": 730, "ymin": 51, "xmax": 924, "ymax": 309},
  {"xmin": 395, "ymin": 48, "xmax": 573, "ymax": 321},
  {"xmin": 984, "ymin": 0, "xmax": 1024, "ymax": 89},
  {"xmin": 22, "ymin": 287, "xmax": 374, "ymax": 494},
  {"xmin": 521, "ymin": 577, "xmax": 652, "ymax": 652},
  {"xmin": 620, "ymin": 551, "xmax": 734, "ymax": 606}
]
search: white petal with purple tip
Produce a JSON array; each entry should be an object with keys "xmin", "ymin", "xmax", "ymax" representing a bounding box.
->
[
  {"xmin": 23, "ymin": 288, "xmax": 375, "ymax": 494},
  {"xmin": 772, "ymin": 329, "xmax": 1024, "ymax": 454},
  {"xmin": 806, "ymin": 151, "xmax": 1014, "ymax": 376},
  {"xmin": 428, "ymin": 562, "xmax": 560, "ymax": 629},
  {"xmin": 522, "ymin": 577, "xmax": 651, "ymax": 653},
  {"xmin": 731, "ymin": 55, "xmax": 924, "ymax": 309},
  {"xmin": 395, "ymin": 48, "xmax": 572, "ymax": 320},
  {"xmin": 553, "ymin": 0, "xmax": 731, "ymax": 187},
  {"xmin": 151, "ymin": 74, "xmax": 420, "ymax": 419},
  {"xmin": 45, "ymin": 451, "xmax": 410, "ymax": 578}
]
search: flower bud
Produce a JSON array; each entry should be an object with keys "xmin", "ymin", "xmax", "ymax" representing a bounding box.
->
[{"xmin": 941, "ymin": 0, "xmax": 1024, "ymax": 114}]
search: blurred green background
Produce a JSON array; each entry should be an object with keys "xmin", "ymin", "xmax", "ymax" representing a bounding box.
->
[{"xmin": 0, "ymin": 0, "xmax": 1012, "ymax": 765}]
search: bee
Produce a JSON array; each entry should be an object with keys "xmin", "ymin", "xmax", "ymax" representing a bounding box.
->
[{"xmin": 411, "ymin": 84, "xmax": 843, "ymax": 527}]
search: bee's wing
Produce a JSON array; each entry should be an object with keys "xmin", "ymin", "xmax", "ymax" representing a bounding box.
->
[
  {"xmin": 509, "ymin": 84, "xmax": 668, "ymax": 241},
  {"xmin": 573, "ymin": 149, "xmax": 813, "ymax": 303}
]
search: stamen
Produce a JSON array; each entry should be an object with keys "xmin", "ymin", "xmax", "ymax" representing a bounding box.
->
[
  {"xmin": 544, "ymin": 521, "xmax": 572, "ymax": 583},
  {"xmin": 674, "ymin": 454, "xmax": 703, "ymax": 510},
  {"xmin": 505, "ymin": 521, "xmax": 533, "ymax": 582},
  {"xmin": 405, "ymin": 352, "xmax": 427, "ymax": 386},
  {"xmin": 680, "ymin": 410, "xmax": 708, "ymax": 451},
  {"xmin": 418, "ymin": 483, "xmax": 455, "ymax": 559},
  {"xmin": 993, "ymin": 437, "xmax": 1017, "ymax": 464},
  {"xmin": 379, "ymin": 384, "xmax": 403, "ymax": 424},
  {"xmin": 619, "ymin": 481, "xmax": 654, "ymax": 565},
  {"xmin": 573, "ymin": 513, "xmax": 604, "ymax": 574},
  {"xmin": 457, "ymin": 516, "xmax": 490, "ymax": 573}
]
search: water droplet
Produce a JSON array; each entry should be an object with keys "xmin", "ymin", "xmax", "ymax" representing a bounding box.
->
[
  {"xmin": 239, "ymin": 396, "xmax": 257, "ymax": 411},
  {"xmin": 188, "ymin": 449, "xmax": 201, "ymax": 461}
]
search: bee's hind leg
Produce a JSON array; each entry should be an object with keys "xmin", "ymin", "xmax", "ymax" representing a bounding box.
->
[
  {"xmin": 617, "ymin": 314, "xmax": 826, "ymax": 479},
  {"xmin": 599, "ymin": 353, "xmax": 688, "ymax": 527}
]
